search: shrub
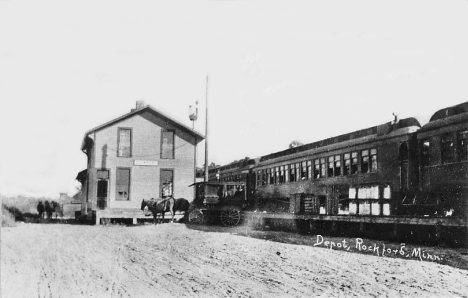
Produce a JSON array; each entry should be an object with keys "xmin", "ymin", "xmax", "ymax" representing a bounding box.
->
[{"xmin": 2, "ymin": 205, "xmax": 17, "ymax": 227}]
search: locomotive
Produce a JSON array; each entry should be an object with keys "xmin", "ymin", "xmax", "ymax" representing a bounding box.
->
[{"xmin": 201, "ymin": 101, "xmax": 468, "ymax": 246}]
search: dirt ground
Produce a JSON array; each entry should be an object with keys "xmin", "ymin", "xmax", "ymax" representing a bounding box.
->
[{"xmin": 2, "ymin": 222, "xmax": 468, "ymax": 298}]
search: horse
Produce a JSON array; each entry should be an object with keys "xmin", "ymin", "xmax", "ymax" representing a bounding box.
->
[
  {"xmin": 173, "ymin": 198, "xmax": 190, "ymax": 221},
  {"xmin": 51, "ymin": 201, "xmax": 62, "ymax": 219},
  {"xmin": 37, "ymin": 201, "xmax": 45, "ymax": 219},
  {"xmin": 141, "ymin": 198, "xmax": 175, "ymax": 224}
]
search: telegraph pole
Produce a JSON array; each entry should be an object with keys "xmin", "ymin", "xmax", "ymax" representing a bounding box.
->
[{"xmin": 204, "ymin": 76, "xmax": 209, "ymax": 182}]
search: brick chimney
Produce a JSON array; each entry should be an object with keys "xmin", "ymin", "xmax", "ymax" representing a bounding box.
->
[{"xmin": 136, "ymin": 100, "xmax": 145, "ymax": 109}]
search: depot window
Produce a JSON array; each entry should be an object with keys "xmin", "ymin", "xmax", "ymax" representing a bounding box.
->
[
  {"xmin": 116, "ymin": 168, "xmax": 131, "ymax": 201},
  {"xmin": 441, "ymin": 133, "xmax": 454, "ymax": 163},
  {"xmin": 458, "ymin": 130, "xmax": 468, "ymax": 161},
  {"xmin": 117, "ymin": 128, "xmax": 132, "ymax": 157},
  {"xmin": 307, "ymin": 161, "xmax": 312, "ymax": 180},
  {"xmin": 269, "ymin": 168, "xmax": 275, "ymax": 184},
  {"xmin": 261, "ymin": 169, "xmax": 267, "ymax": 185},
  {"xmin": 161, "ymin": 130, "xmax": 175, "ymax": 159},
  {"xmin": 275, "ymin": 166, "xmax": 280, "ymax": 184}
]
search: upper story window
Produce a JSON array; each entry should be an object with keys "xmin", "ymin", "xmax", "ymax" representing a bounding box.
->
[
  {"xmin": 117, "ymin": 128, "xmax": 132, "ymax": 157},
  {"xmin": 421, "ymin": 139, "xmax": 430, "ymax": 166},
  {"xmin": 458, "ymin": 130, "xmax": 468, "ymax": 161},
  {"xmin": 441, "ymin": 133, "xmax": 454, "ymax": 163},
  {"xmin": 161, "ymin": 130, "xmax": 175, "ymax": 159}
]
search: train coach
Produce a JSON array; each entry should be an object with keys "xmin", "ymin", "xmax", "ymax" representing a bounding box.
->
[{"xmin": 210, "ymin": 101, "xmax": 468, "ymax": 246}]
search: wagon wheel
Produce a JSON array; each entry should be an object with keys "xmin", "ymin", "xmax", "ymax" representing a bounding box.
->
[
  {"xmin": 220, "ymin": 209, "xmax": 241, "ymax": 227},
  {"xmin": 188, "ymin": 209, "xmax": 204, "ymax": 225}
]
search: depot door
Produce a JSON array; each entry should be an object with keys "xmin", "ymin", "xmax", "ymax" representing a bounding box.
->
[{"xmin": 96, "ymin": 170, "xmax": 109, "ymax": 209}]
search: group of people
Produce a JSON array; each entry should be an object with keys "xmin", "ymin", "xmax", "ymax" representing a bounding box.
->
[{"xmin": 36, "ymin": 200, "xmax": 61, "ymax": 219}]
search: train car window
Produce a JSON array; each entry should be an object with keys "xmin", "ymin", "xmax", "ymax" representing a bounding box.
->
[
  {"xmin": 351, "ymin": 152, "xmax": 359, "ymax": 174},
  {"xmin": 262, "ymin": 169, "xmax": 267, "ymax": 185},
  {"xmin": 256, "ymin": 171, "xmax": 261, "ymax": 187},
  {"xmin": 361, "ymin": 150, "xmax": 369, "ymax": 173},
  {"xmin": 320, "ymin": 158, "xmax": 326, "ymax": 178},
  {"xmin": 334, "ymin": 155, "xmax": 341, "ymax": 176},
  {"xmin": 421, "ymin": 139, "xmax": 430, "ymax": 166},
  {"xmin": 319, "ymin": 196, "xmax": 327, "ymax": 214},
  {"xmin": 275, "ymin": 167, "xmax": 280, "ymax": 184},
  {"xmin": 314, "ymin": 159, "xmax": 320, "ymax": 179},
  {"xmin": 301, "ymin": 161, "xmax": 307, "ymax": 180},
  {"xmin": 458, "ymin": 130, "xmax": 468, "ymax": 161},
  {"xmin": 344, "ymin": 153, "xmax": 351, "ymax": 175},
  {"xmin": 383, "ymin": 185, "xmax": 391, "ymax": 199},
  {"xmin": 285, "ymin": 165, "xmax": 290, "ymax": 182},
  {"xmin": 441, "ymin": 133, "xmax": 455, "ymax": 163},
  {"xmin": 328, "ymin": 156, "xmax": 334, "ymax": 177},
  {"xmin": 290, "ymin": 164, "xmax": 296, "ymax": 182},
  {"xmin": 269, "ymin": 168, "xmax": 275, "ymax": 184},
  {"xmin": 307, "ymin": 161, "xmax": 313, "ymax": 180},
  {"xmin": 338, "ymin": 194, "xmax": 349, "ymax": 215},
  {"xmin": 370, "ymin": 148, "xmax": 378, "ymax": 171},
  {"xmin": 295, "ymin": 163, "xmax": 301, "ymax": 181},
  {"xmin": 279, "ymin": 166, "xmax": 285, "ymax": 183}
]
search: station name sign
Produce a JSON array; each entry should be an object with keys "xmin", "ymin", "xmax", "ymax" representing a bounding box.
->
[{"xmin": 134, "ymin": 160, "xmax": 158, "ymax": 166}]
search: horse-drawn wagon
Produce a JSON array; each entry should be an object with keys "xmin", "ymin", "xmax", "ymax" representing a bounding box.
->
[{"xmin": 188, "ymin": 181, "xmax": 250, "ymax": 226}]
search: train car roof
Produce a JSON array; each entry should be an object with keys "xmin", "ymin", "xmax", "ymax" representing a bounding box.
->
[
  {"xmin": 259, "ymin": 117, "xmax": 420, "ymax": 163},
  {"xmin": 419, "ymin": 101, "xmax": 468, "ymax": 135},
  {"xmin": 429, "ymin": 101, "xmax": 468, "ymax": 122}
]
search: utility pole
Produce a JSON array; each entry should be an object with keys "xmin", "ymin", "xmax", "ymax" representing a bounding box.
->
[{"xmin": 204, "ymin": 76, "xmax": 209, "ymax": 182}]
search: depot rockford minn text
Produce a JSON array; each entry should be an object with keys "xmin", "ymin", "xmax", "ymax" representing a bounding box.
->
[{"xmin": 313, "ymin": 235, "xmax": 442, "ymax": 262}]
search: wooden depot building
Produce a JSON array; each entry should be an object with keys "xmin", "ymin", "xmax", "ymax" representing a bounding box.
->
[{"xmin": 76, "ymin": 101, "xmax": 204, "ymax": 224}]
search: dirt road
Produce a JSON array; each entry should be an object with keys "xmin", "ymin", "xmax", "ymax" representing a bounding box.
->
[{"xmin": 2, "ymin": 223, "xmax": 468, "ymax": 298}]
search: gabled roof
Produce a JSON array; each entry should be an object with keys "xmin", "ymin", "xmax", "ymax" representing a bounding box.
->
[{"xmin": 81, "ymin": 105, "xmax": 204, "ymax": 150}]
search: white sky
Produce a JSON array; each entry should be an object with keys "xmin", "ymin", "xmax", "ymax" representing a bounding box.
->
[{"xmin": 1, "ymin": 0, "xmax": 468, "ymax": 198}]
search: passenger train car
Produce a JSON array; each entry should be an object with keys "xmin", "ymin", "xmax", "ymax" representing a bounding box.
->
[{"xmin": 209, "ymin": 101, "xmax": 468, "ymax": 246}]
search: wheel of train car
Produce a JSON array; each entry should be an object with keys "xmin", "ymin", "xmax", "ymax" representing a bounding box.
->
[
  {"xmin": 220, "ymin": 209, "xmax": 241, "ymax": 227},
  {"xmin": 188, "ymin": 209, "xmax": 204, "ymax": 225}
]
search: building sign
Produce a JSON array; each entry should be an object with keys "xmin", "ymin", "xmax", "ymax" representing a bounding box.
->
[{"xmin": 134, "ymin": 160, "xmax": 158, "ymax": 166}]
